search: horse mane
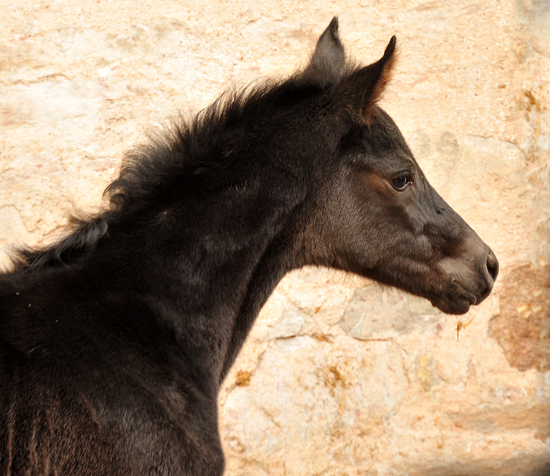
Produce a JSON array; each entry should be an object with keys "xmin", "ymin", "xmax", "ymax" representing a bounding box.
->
[
  {"xmin": 10, "ymin": 75, "xmax": 331, "ymax": 273},
  {"xmin": 12, "ymin": 216, "xmax": 110, "ymax": 272}
]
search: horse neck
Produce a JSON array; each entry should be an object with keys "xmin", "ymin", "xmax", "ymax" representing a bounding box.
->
[
  {"xmin": 219, "ymin": 234, "xmax": 296, "ymax": 382},
  {"xmin": 100, "ymin": 179, "xmax": 306, "ymax": 387}
]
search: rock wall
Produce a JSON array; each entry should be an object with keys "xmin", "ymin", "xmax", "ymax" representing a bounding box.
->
[{"xmin": 1, "ymin": 1, "xmax": 549, "ymax": 474}]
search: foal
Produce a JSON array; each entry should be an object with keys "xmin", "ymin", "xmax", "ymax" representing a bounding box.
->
[{"xmin": 0, "ymin": 18, "xmax": 497, "ymax": 475}]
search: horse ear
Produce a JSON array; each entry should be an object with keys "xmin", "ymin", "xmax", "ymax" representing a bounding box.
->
[
  {"xmin": 335, "ymin": 36, "xmax": 397, "ymax": 124},
  {"xmin": 303, "ymin": 17, "xmax": 346, "ymax": 85}
]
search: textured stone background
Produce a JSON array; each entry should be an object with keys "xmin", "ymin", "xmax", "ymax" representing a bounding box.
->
[{"xmin": 1, "ymin": 1, "xmax": 549, "ymax": 475}]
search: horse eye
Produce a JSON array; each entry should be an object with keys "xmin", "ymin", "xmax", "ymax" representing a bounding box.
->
[{"xmin": 391, "ymin": 175, "xmax": 413, "ymax": 191}]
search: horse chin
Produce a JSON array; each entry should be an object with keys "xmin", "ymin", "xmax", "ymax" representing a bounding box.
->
[{"xmin": 431, "ymin": 297, "xmax": 471, "ymax": 315}]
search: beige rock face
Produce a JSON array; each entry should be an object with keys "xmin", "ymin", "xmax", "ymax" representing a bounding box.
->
[{"xmin": 1, "ymin": 1, "xmax": 549, "ymax": 475}]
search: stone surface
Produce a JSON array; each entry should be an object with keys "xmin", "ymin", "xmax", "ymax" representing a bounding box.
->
[
  {"xmin": 489, "ymin": 264, "xmax": 550, "ymax": 373},
  {"xmin": 1, "ymin": 1, "xmax": 550, "ymax": 475},
  {"xmin": 340, "ymin": 285, "xmax": 445, "ymax": 340}
]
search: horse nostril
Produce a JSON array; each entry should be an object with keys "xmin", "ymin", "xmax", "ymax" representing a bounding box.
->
[{"xmin": 486, "ymin": 251, "xmax": 499, "ymax": 282}]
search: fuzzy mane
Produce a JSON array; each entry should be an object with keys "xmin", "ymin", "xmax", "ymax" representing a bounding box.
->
[
  {"xmin": 10, "ymin": 76, "xmax": 332, "ymax": 272},
  {"xmin": 105, "ymin": 79, "xmax": 312, "ymax": 212}
]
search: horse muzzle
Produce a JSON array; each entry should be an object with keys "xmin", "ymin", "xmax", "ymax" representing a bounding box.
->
[{"xmin": 433, "ymin": 243, "xmax": 499, "ymax": 315}]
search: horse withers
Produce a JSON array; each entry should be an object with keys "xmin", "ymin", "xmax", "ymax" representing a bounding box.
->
[{"xmin": 0, "ymin": 18, "xmax": 497, "ymax": 476}]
